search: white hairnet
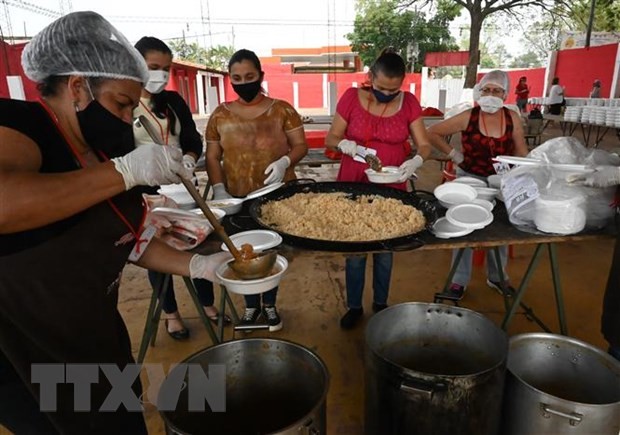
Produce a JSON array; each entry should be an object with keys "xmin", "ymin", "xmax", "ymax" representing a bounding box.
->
[
  {"xmin": 22, "ymin": 11, "xmax": 149, "ymax": 84},
  {"xmin": 478, "ymin": 70, "xmax": 509, "ymax": 93}
]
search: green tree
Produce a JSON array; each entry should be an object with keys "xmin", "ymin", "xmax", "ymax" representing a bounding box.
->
[
  {"xmin": 204, "ymin": 45, "xmax": 236, "ymax": 71},
  {"xmin": 347, "ymin": 0, "xmax": 459, "ymax": 73},
  {"xmin": 565, "ymin": 0, "xmax": 620, "ymax": 32},
  {"xmin": 400, "ymin": 0, "xmax": 568, "ymax": 87},
  {"xmin": 509, "ymin": 50, "xmax": 542, "ymax": 68},
  {"xmin": 515, "ymin": 0, "xmax": 618, "ymax": 66},
  {"xmin": 168, "ymin": 39, "xmax": 234, "ymax": 71}
]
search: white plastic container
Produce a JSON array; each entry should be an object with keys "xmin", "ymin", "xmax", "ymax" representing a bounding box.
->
[
  {"xmin": 534, "ymin": 195, "xmax": 586, "ymax": 235},
  {"xmin": 433, "ymin": 182, "xmax": 478, "ymax": 208},
  {"xmin": 365, "ymin": 166, "xmax": 405, "ymax": 184},
  {"xmin": 216, "ymin": 255, "xmax": 288, "ymax": 295}
]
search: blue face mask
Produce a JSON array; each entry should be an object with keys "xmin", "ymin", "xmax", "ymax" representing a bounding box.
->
[{"xmin": 372, "ymin": 88, "xmax": 400, "ymax": 104}]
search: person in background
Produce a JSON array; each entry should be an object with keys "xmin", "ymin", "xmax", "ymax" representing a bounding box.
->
[
  {"xmin": 515, "ymin": 76, "xmax": 530, "ymax": 114},
  {"xmin": 427, "ymin": 70, "xmax": 528, "ymax": 300},
  {"xmin": 590, "ymin": 79, "xmax": 602, "ymax": 99},
  {"xmin": 0, "ymin": 12, "xmax": 228, "ymax": 434},
  {"xmin": 548, "ymin": 77, "xmax": 564, "ymax": 115},
  {"xmin": 205, "ymin": 49, "xmax": 308, "ymax": 332},
  {"xmin": 325, "ymin": 49, "xmax": 433, "ymax": 329},
  {"xmin": 569, "ymin": 167, "xmax": 620, "ymax": 361},
  {"xmin": 133, "ymin": 36, "xmax": 230, "ymax": 340}
]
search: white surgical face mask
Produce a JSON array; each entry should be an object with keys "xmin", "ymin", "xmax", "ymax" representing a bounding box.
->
[
  {"xmin": 144, "ymin": 70, "xmax": 170, "ymax": 94},
  {"xmin": 478, "ymin": 95, "xmax": 503, "ymax": 114}
]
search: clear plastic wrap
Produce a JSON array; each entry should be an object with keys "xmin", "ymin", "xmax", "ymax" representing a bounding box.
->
[{"xmin": 501, "ymin": 137, "xmax": 615, "ymax": 234}]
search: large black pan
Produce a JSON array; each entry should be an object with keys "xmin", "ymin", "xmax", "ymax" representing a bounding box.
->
[{"xmin": 249, "ymin": 180, "xmax": 439, "ymax": 252}]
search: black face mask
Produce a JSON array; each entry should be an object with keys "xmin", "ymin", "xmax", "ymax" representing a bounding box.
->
[
  {"xmin": 76, "ymin": 100, "xmax": 135, "ymax": 159},
  {"xmin": 232, "ymin": 80, "xmax": 262, "ymax": 103},
  {"xmin": 372, "ymin": 88, "xmax": 400, "ymax": 104}
]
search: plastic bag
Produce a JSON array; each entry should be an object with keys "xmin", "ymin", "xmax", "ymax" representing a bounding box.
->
[
  {"xmin": 501, "ymin": 137, "xmax": 615, "ymax": 234},
  {"xmin": 143, "ymin": 194, "xmax": 214, "ymax": 251}
]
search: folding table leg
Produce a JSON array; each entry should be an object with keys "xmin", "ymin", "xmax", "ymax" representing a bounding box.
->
[
  {"xmin": 547, "ymin": 243, "xmax": 568, "ymax": 335},
  {"xmin": 182, "ymin": 276, "xmax": 219, "ymax": 345},
  {"xmin": 501, "ymin": 243, "xmax": 545, "ymax": 330},
  {"xmin": 137, "ymin": 273, "xmax": 171, "ymax": 364}
]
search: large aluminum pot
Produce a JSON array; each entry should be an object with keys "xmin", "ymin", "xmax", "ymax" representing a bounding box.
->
[
  {"xmin": 501, "ymin": 333, "xmax": 620, "ymax": 434},
  {"xmin": 365, "ymin": 303, "xmax": 508, "ymax": 435},
  {"xmin": 160, "ymin": 338, "xmax": 329, "ymax": 435}
]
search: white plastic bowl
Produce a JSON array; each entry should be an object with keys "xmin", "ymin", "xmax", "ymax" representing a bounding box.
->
[
  {"xmin": 453, "ymin": 176, "xmax": 487, "ymax": 188},
  {"xmin": 487, "ymin": 174, "xmax": 502, "ymax": 189},
  {"xmin": 206, "ymin": 198, "xmax": 244, "ymax": 215},
  {"xmin": 474, "ymin": 187, "xmax": 500, "ymax": 202},
  {"xmin": 364, "ymin": 166, "xmax": 405, "ymax": 184},
  {"xmin": 188, "ymin": 207, "xmax": 226, "ymax": 223},
  {"xmin": 215, "ymin": 255, "xmax": 288, "ymax": 295},
  {"xmin": 433, "ymin": 182, "xmax": 478, "ymax": 208}
]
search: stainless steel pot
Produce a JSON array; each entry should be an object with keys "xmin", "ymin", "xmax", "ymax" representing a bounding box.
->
[
  {"xmin": 501, "ymin": 333, "xmax": 620, "ymax": 434},
  {"xmin": 160, "ymin": 338, "xmax": 329, "ymax": 435},
  {"xmin": 365, "ymin": 303, "xmax": 508, "ymax": 435}
]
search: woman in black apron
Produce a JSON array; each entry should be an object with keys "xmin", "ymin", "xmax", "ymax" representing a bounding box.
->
[{"xmin": 0, "ymin": 12, "xmax": 228, "ymax": 434}]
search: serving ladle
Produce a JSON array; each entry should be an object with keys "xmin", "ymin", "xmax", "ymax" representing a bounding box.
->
[
  {"xmin": 137, "ymin": 114, "xmax": 276, "ymax": 279},
  {"xmin": 180, "ymin": 178, "xmax": 277, "ymax": 280}
]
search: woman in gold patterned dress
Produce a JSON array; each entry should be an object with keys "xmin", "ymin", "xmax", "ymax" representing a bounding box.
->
[{"xmin": 205, "ymin": 48, "xmax": 308, "ymax": 332}]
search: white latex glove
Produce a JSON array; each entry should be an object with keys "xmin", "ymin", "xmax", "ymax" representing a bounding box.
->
[
  {"xmin": 111, "ymin": 144, "xmax": 192, "ymax": 190},
  {"xmin": 448, "ymin": 148, "xmax": 464, "ymax": 165},
  {"xmin": 398, "ymin": 155, "xmax": 424, "ymax": 181},
  {"xmin": 567, "ymin": 166, "xmax": 620, "ymax": 188},
  {"xmin": 337, "ymin": 139, "xmax": 358, "ymax": 157},
  {"xmin": 212, "ymin": 183, "xmax": 232, "ymax": 200},
  {"xmin": 182, "ymin": 154, "xmax": 197, "ymax": 171},
  {"xmin": 189, "ymin": 252, "xmax": 233, "ymax": 283},
  {"xmin": 264, "ymin": 156, "xmax": 291, "ymax": 185}
]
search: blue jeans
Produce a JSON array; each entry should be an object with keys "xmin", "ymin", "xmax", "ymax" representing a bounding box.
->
[
  {"xmin": 451, "ymin": 246, "xmax": 509, "ymax": 287},
  {"xmin": 147, "ymin": 271, "xmax": 214, "ymax": 314},
  {"xmin": 451, "ymin": 168, "xmax": 510, "ymax": 286},
  {"xmin": 244, "ymin": 288, "xmax": 278, "ymax": 308},
  {"xmin": 345, "ymin": 253, "xmax": 392, "ymax": 309}
]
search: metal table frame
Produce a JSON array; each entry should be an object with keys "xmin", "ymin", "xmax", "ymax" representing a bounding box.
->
[
  {"xmin": 419, "ymin": 208, "xmax": 614, "ymax": 335},
  {"xmin": 137, "ymin": 275, "xmax": 239, "ymax": 364}
]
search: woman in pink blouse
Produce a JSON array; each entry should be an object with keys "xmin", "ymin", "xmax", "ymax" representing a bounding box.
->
[{"xmin": 326, "ymin": 49, "xmax": 432, "ymax": 329}]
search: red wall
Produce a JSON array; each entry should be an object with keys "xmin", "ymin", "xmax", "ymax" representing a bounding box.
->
[
  {"xmin": 0, "ymin": 41, "xmax": 39, "ymax": 100},
  {"xmin": 553, "ymin": 43, "xmax": 617, "ymax": 98},
  {"xmin": 167, "ymin": 65, "xmax": 199, "ymax": 112},
  {"xmin": 476, "ymin": 67, "xmax": 546, "ymax": 104},
  {"xmin": 224, "ymin": 65, "xmax": 423, "ymax": 108}
]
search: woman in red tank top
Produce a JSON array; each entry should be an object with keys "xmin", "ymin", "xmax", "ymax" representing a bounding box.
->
[{"xmin": 427, "ymin": 70, "xmax": 528, "ymax": 300}]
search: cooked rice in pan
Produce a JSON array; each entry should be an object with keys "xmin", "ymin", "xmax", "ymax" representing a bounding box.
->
[{"xmin": 259, "ymin": 192, "xmax": 426, "ymax": 241}]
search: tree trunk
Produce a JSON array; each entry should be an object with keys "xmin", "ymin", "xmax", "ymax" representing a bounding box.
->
[{"xmin": 465, "ymin": 10, "xmax": 484, "ymax": 88}]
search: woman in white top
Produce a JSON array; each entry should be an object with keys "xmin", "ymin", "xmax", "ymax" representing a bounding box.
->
[
  {"xmin": 548, "ymin": 77, "xmax": 564, "ymax": 115},
  {"xmin": 133, "ymin": 36, "xmax": 230, "ymax": 340}
]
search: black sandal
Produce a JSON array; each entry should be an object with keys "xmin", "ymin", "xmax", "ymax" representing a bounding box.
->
[{"xmin": 164, "ymin": 319, "xmax": 190, "ymax": 340}]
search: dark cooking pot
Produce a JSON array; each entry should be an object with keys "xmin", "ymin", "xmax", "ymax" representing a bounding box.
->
[
  {"xmin": 249, "ymin": 180, "xmax": 438, "ymax": 252},
  {"xmin": 159, "ymin": 338, "xmax": 329, "ymax": 435},
  {"xmin": 365, "ymin": 303, "xmax": 508, "ymax": 435}
]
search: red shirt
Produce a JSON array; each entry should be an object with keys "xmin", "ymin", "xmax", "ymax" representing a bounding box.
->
[
  {"xmin": 459, "ymin": 107, "xmax": 515, "ymax": 177},
  {"xmin": 515, "ymin": 82, "xmax": 529, "ymax": 100}
]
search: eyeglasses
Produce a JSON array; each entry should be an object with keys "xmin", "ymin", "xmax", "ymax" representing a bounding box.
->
[{"xmin": 480, "ymin": 87, "xmax": 505, "ymax": 96}]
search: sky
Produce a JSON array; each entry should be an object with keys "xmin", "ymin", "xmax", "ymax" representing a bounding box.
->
[
  {"xmin": 2, "ymin": 0, "xmax": 358, "ymax": 56},
  {"xmin": 2, "ymin": 0, "xmax": 526, "ymax": 59}
]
